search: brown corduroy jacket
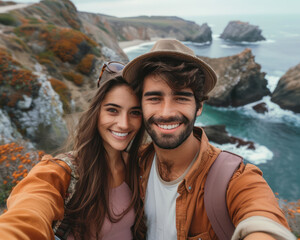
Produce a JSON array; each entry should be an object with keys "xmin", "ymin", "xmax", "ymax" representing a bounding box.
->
[{"xmin": 138, "ymin": 127, "xmax": 290, "ymax": 240}]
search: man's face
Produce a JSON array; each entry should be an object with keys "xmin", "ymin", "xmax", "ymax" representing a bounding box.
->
[{"xmin": 142, "ymin": 74, "xmax": 202, "ymax": 149}]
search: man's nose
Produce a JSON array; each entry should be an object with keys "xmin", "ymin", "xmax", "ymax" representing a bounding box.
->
[{"xmin": 160, "ymin": 99, "xmax": 176, "ymax": 118}]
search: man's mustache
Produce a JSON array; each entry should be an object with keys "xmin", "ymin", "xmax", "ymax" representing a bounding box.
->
[{"xmin": 146, "ymin": 116, "xmax": 188, "ymax": 124}]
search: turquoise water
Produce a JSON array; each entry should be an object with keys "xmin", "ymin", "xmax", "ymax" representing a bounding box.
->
[{"xmin": 124, "ymin": 14, "xmax": 300, "ymax": 201}]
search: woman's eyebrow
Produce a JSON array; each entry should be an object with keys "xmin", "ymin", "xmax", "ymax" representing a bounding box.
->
[{"xmin": 103, "ymin": 103, "xmax": 121, "ymax": 108}]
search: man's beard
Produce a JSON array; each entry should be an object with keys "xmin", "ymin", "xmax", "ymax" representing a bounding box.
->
[{"xmin": 144, "ymin": 114, "xmax": 196, "ymax": 149}]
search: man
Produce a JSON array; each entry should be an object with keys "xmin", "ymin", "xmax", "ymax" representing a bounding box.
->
[{"xmin": 122, "ymin": 39, "xmax": 296, "ymax": 240}]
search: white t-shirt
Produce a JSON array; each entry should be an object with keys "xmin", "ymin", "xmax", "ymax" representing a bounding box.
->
[{"xmin": 144, "ymin": 154, "xmax": 197, "ymax": 240}]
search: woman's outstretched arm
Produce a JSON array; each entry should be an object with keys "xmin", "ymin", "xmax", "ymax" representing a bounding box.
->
[{"xmin": 0, "ymin": 157, "xmax": 71, "ymax": 240}]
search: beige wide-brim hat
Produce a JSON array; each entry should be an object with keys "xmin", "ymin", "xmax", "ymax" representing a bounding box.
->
[{"xmin": 122, "ymin": 39, "xmax": 217, "ymax": 94}]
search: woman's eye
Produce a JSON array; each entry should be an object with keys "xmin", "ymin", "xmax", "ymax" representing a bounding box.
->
[
  {"xmin": 131, "ymin": 110, "xmax": 142, "ymax": 116},
  {"xmin": 107, "ymin": 108, "xmax": 117, "ymax": 113}
]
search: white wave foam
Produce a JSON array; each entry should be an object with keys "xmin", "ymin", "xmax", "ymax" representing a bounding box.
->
[
  {"xmin": 183, "ymin": 41, "xmax": 211, "ymax": 46},
  {"xmin": 263, "ymin": 39, "xmax": 276, "ymax": 44},
  {"xmin": 266, "ymin": 75, "xmax": 280, "ymax": 93},
  {"xmin": 239, "ymin": 96, "xmax": 300, "ymax": 126},
  {"xmin": 212, "ymin": 142, "xmax": 273, "ymax": 165},
  {"xmin": 208, "ymin": 95, "xmax": 300, "ymax": 126},
  {"xmin": 220, "ymin": 44, "xmax": 238, "ymax": 49}
]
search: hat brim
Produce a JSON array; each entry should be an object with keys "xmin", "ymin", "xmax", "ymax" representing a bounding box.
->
[{"xmin": 123, "ymin": 50, "xmax": 217, "ymax": 95}]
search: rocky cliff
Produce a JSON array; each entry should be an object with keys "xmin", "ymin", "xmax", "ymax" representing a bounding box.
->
[
  {"xmin": 201, "ymin": 49, "xmax": 270, "ymax": 107},
  {"xmin": 271, "ymin": 63, "xmax": 300, "ymax": 113},
  {"xmin": 0, "ymin": 0, "xmax": 212, "ymax": 151},
  {"xmin": 220, "ymin": 21, "xmax": 266, "ymax": 42},
  {"xmin": 89, "ymin": 15, "xmax": 212, "ymax": 44}
]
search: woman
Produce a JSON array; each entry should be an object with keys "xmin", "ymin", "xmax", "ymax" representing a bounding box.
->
[{"xmin": 0, "ymin": 62, "xmax": 146, "ymax": 240}]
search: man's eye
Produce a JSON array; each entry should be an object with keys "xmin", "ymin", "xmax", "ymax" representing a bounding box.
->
[
  {"xmin": 176, "ymin": 97, "xmax": 189, "ymax": 102},
  {"xmin": 148, "ymin": 97, "xmax": 160, "ymax": 101}
]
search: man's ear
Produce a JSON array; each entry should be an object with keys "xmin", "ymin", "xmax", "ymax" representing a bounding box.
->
[{"xmin": 196, "ymin": 102, "xmax": 203, "ymax": 116}]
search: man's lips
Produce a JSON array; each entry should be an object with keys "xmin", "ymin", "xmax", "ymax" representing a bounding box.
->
[{"xmin": 157, "ymin": 123, "xmax": 180, "ymax": 130}]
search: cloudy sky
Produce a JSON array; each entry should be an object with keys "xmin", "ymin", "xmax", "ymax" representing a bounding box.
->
[{"xmin": 4, "ymin": 0, "xmax": 300, "ymax": 17}]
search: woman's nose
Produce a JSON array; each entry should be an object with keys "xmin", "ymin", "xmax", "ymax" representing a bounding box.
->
[{"xmin": 117, "ymin": 114, "xmax": 129, "ymax": 129}]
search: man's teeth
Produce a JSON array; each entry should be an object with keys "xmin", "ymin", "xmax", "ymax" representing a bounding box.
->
[
  {"xmin": 111, "ymin": 131, "xmax": 128, "ymax": 137},
  {"xmin": 157, "ymin": 124, "xmax": 180, "ymax": 130}
]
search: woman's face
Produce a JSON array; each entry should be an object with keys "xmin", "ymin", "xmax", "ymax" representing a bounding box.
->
[{"xmin": 98, "ymin": 84, "xmax": 142, "ymax": 152}]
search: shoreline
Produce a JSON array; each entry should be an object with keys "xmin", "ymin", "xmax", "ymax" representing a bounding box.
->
[
  {"xmin": 118, "ymin": 39, "xmax": 151, "ymax": 49},
  {"xmin": 118, "ymin": 37, "xmax": 165, "ymax": 50}
]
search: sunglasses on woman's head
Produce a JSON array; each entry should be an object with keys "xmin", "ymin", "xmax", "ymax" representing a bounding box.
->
[{"xmin": 97, "ymin": 61, "xmax": 125, "ymax": 87}]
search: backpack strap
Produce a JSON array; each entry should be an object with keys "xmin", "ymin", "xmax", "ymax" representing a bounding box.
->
[
  {"xmin": 47, "ymin": 152, "xmax": 79, "ymax": 240},
  {"xmin": 204, "ymin": 151, "xmax": 243, "ymax": 240}
]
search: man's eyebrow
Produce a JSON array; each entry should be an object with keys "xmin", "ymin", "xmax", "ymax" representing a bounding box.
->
[
  {"xmin": 173, "ymin": 91, "xmax": 194, "ymax": 97},
  {"xmin": 103, "ymin": 103, "xmax": 121, "ymax": 108},
  {"xmin": 143, "ymin": 91, "xmax": 163, "ymax": 97}
]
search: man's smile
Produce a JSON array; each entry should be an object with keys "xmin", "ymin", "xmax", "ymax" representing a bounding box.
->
[{"xmin": 157, "ymin": 123, "xmax": 180, "ymax": 130}]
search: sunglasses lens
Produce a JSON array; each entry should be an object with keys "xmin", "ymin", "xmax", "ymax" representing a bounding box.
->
[{"xmin": 107, "ymin": 62, "xmax": 125, "ymax": 73}]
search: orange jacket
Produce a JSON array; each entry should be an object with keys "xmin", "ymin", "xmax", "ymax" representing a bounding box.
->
[
  {"xmin": 0, "ymin": 158, "xmax": 70, "ymax": 240},
  {"xmin": 138, "ymin": 127, "xmax": 290, "ymax": 240}
]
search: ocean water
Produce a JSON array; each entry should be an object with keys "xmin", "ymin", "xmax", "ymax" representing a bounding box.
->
[{"xmin": 124, "ymin": 14, "xmax": 300, "ymax": 201}]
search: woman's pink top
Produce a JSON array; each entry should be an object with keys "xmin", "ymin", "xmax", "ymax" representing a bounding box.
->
[{"xmin": 67, "ymin": 182, "xmax": 135, "ymax": 240}]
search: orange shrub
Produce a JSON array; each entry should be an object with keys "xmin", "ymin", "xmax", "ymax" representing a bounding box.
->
[
  {"xmin": 52, "ymin": 39, "xmax": 78, "ymax": 62},
  {"xmin": 63, "ymin": 71, "xmax": 84, "ymax": 86},
  {"xmin": 49, "ymin": 77, "xmax": 72, "ymax": 113},
  {"xmin": 77, "ymin": 54, "xmax": 95, "ymax": 75},
  {"xmin": 0, "ymin": 48, "xmax": 40, "ymax": 108},
  {"xmin": 42, "ymin": 27, "xmax": 97, "ymax": 63},
  {"xmin": 0, "ymin": 143, "xmax": 45, "ymax": 207}
]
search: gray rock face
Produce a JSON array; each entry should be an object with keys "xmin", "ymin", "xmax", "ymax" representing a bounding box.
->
[
  {"xmin": 14, "ymin": 73, "xmax": 69, "ymax": 151},
  {"xmin": 271, "ymin": 63, "xmax": 300, "ymax": 113},
  {"xmin": 220, "ymin": 21, "xmax": 266, "ymax": 42},
  {"xmin": 1, "ymin": 70, "xmax": 69, "ymax": 151},
  {"xmin": 188, "ymin": 23, "xmax": 212, "ymax": 43},
  {"xmin": 200, "ymin": 48, "xmax": 270, "ymax": 107},
  {"xmin": 203, "ymin": 125, "xmax": 255, "ymax": 149}
]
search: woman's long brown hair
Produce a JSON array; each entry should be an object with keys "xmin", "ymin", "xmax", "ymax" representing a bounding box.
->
[{"xmin": 64, "ymin": 76, "xmax": 146, "ymax": 239}]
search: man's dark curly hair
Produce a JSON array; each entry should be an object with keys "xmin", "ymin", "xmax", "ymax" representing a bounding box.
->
[{"xmin": 132, "ymin": 57, "xmax": 208, "ymax": 110}]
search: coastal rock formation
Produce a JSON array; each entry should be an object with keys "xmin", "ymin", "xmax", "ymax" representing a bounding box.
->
[
  {"xmin": 271, "ymin": 63, "xmax": 300, "ymax": 113},
  {"xmin": 252, "ymin": 102, "xmax": 268, "ymax": 114},
  {"xmin": 220, "ymin": 21, "xmax": 266, "ymax": 42},
  {"xmin": 92, "ymin": 15, "xmax": 210, "ymax": 44},
  {"xmin": 200, "ymin": 49, "xmax": 270, "ymax": 107},
  {"xmin": 186, "ymin": 23, "xmax": 212, "ymax": 43},
  {"xmin": 203, "ymin": 125, "xmax": 255, "ymax": 149}
]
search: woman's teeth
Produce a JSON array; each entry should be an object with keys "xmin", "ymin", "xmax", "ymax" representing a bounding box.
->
[{"xmin": 111, "ymin": 131, "xmax": 129, "ymax": 137}]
